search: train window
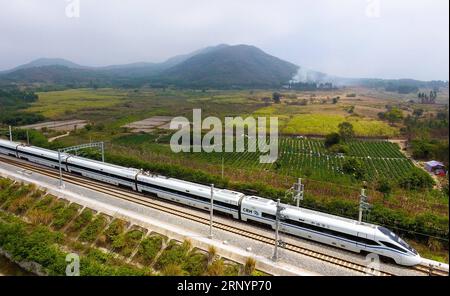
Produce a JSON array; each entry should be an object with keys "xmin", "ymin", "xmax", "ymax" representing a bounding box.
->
[
  {"xmin": 379, "ymin": 241, "xmax": 408, "ymax": 254},
  {"xmin": 262, "ymin": 213, "xmax": 276, "ymax": 220},
  {"xmin": 285, "ymin": 219, "xmax": 380, "ymax": 246}
]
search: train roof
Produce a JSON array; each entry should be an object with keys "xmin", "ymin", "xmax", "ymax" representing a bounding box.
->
[
  {"xmin": 139, "ymin": 173, "xmax": 244, "ymax": 202},
  {"xmin": 19, "ymin": 144, "xmax": 70, "ymax": 159},
  {"xmin": 0, "ymin": 138, "xmax": 20, "ymax": 149},
  {"xmin": 244, "ymin": 195, "xmax": 378, "ymax": 231},
  {"xmin": 68, "ymin": 156, "xmax": 140, "ymax": 176}
]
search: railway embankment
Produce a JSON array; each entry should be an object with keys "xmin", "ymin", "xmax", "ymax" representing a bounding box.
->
[{"xmin": 0, "ymin": 169, "xmax": 307, "ymax": 276}]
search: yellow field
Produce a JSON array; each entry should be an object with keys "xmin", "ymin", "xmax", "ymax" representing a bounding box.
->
[
  {"xmin": 27, "ymin": 88, "xmax": 128, "ymax": 118},
  {"xmin": 282, "ymin": 114, "xmax": 399, "ymax": 137}
]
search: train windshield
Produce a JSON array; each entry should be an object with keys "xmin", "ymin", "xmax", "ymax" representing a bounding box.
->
[{"xmin": 378, "ymin": 227, "xmax": 418, "ymax": 255}]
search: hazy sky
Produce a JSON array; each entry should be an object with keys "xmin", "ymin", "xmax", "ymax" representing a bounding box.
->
[{"xmin": 1, "ymin": 0, "xmax": 448, "ymax": 80}]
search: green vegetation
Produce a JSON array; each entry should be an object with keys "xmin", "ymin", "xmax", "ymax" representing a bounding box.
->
[
  {"xmin": 0, "ymin": 179, "xmax": 272, "ymax": 273},
  {"xmin": 28, "ymin": 88, "xmax": 128, "ymax": 118},
  {"xmin": 52, "ymin": 203, "xmax": 80, "ymax": 230},
  {"xmin": 79, "ymin": 215, "xmax": 107, "ymax": 243},
  {"xmin": 67, "ymin": 208, "xmax": 94, "ymax": 236},
  {"xmin": 155, "ymin": 240, "xmax": 191, "ymax": 271},
  {"xmin": 0, "ymin": 212, "xmax": 149, "ymax": 276},
  {"xmin": 99, "ymin": 218, "xmax": 127, "ymax": 248},
  {"xmin": 112, "ymin": 229, "xmax": 144, "ymax": 257},
  {"xmin": 137, "ymin": 235, "xmax": 165, "ymax": 264},
  {"xmin": 0, "ymin": 87, "xmax": 44, "ymax": 126}
]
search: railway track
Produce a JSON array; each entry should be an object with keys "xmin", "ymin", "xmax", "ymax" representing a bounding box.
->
[
  {"xmin": 413, "ymin": 264, "xmax": 449, "ymax": 276},
  {"xmin": 1, "ymin": 155, "xmax": 447, "ymax": 276}
]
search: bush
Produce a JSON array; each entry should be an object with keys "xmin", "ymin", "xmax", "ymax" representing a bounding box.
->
[
  {"xmin": 79, "ymin": 216, "xmax": 107, "ymax": 243},
  {"xmin": 52, "ymin": 204, "xmax": 80, "ymax": 230},
  {"xmin": 155, "ymin": 240, "xmax": 191, "ymax": 271},
  {"xmin": 328, "ymin": 144, "xmax": 349, "ymax": 154},
  {"xmin": 182, "ymin": 252, "xmax": 208, "ymax": 276},
  {"xmin": 68, "ymin": 209, "xmax": 93, "ymax": 235},
  {"xmin": 325, "ymin": 133, "xmax": 341, "ymax": 148},
  {"xmin": 138, "ymin": 235, "xmax": 164, "ymax": 264},
  {"xmin": 102, "ymin": 219, "xmax": 126, "ymax": 246},
  {"xmin": 342, "ymin": 158, "xmax": 366, "ymax": 180},
  {"xmin": 398, "ymin": 168, "xmax": 435, "ymax": 190}
]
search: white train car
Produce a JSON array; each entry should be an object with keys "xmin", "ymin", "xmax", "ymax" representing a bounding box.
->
[
  {"xmin": 137, "ymin": 174, "xmax": 244, "ymax": 219},
  {"xmin": 0, "ymin": 139, "xmax": 21, "ymax": 157},
  {"xmin": 241, "ymin": 195, "xmax": 421, "ymax": 266},
  {"xmin": 17, "ymin": 145, "xmax": 70, "ymax": 169},
  {"xmin": 66, "ymin": 156, "xmax": 140, "ymax": 190}
]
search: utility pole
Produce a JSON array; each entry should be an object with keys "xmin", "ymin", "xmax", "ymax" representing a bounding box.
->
[
  {"xmin": 272, "ymin": 198, "xmax": 285, "ymax": 262},
  {"xmin": 209, "ymin": 184, "xmax": 214, "ymax": 239},
  {"xmin": 9, "ymin": 126, "xmax": 12, "ymax": 141},
  {"xmin": 359, "ymin": 188, "xmax": 371, "ymax": 223},
  {"xmin": 101, "ymin": 142, "xmax": 105, "ymax": 162},
  {"xmin": 295, "ymin": 178, "xmax": 304, "ymax": 208},
  {"xmin": 58, "ymin": 150, "xmax": 63, "ymax": 188},
  {"xmin": 221, "ymin": 154, "xmax": 224, "ymax": 179},
  {"xmin": 57, "ymin": 142, "xmax": 105, "ymax": 188}
]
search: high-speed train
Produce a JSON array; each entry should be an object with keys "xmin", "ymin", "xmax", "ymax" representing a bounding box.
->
[{"xmin": 0, "ymin": 138, "xmax": 421, "ymax": 266}]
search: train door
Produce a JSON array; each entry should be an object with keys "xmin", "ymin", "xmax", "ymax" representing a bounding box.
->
[{"xmin": 356, "ymin": 232, "xmax": 368, "ymax": 249}]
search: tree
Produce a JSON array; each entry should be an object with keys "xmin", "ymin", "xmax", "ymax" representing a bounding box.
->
[
  {"xmin": 385, "ymin": 108, "xmax": 404, "ymax": 125},
  {"xmin": 398, "ymin": 168, "xmax": 435, "ymax": 190},
  {"xmin": 413, "ymin": 109, "xmax": 424, "ymax": 118},
  {"xmin": 324, "ymin": 133, "xmax": 341, "ymax": 148},
  {"xmin": 376, "ymin": 178, "xmax": 392, "ymax": 199},
  {"xmin": 342, "ymin": 158, "xmax": 366, "ymax": 180},
  {"xmin": 272, "ymin": 92, "xmax": 282, "ymax": 104},
  {"xmin": 338, "ymin": 122, "xmax": 355, "ymax": 140}
]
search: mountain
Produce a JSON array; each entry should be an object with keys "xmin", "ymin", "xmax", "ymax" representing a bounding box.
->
[
  {"xmin": 161, "ymin": 44, "xmax": 230, "ymax": 69},
  {"xmin": 0, "ymin": 45, "xmax": 300, "ymax": 88},
  {"xmin": 2, "ymin": 58, "xmax": 85, "ymax": 74},
  {"xmin": 0, "ymin": 65, "xmax": 109, "ymax": 86},
  {"xmin": 1, "ymin": 45, "xmax": 445, "ymax": 90},
  {"xmin": 158, "ymin": 44, "xmax": 299, "ymax": 87}
]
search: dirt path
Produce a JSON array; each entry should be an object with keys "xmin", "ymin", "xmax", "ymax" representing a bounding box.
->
[{"xmin": 48, "ymin": 132, "xmax": 70, "ymax": 143}]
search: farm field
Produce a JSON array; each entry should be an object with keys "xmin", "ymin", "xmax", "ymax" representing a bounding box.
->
[
  {"xmin": 189, "ymin": 137, "xmax": 414, "ymax": 182},
  {"xmin": 254, "ymin": 105, "xmax": 399, "ymax": 137},
  {"xmin": 27, "ymin": 88, "xmax": 129, "ymax": 118}
]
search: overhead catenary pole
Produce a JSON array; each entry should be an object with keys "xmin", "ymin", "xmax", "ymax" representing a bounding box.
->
[
  {"xmin": 101, "ymin": 142, "xmax": 105, "ymax": 162},
  {"xmin": 26, "ymin": 130, "xmax": 30, "ymax": 145},
  {"xmin": 209, "ymin": 184, "xmax": 214, "ymax": 239},
  {"xmin": 58, "ymin": 150, "xmax": 63, "ymax": 188},
  {"xmin": 221, "ymin": 154, "xmax": 224, "ymax": 179},
  {"xmin": 296, "ymin": 178, "xmax": 304, "ymax": 208},
  {"xmin": 57, "ymin": 142, "xmax": 105, "ymax": 188},
  {"xmin": 272, "ymin": 198, "xmax": 281, "ymax": 261},
  {"xmin": 9, "ymin": 126, "xmax": 12, "ymax": 141},
  {"xmin": 359, "ymin": 188, "xmax": 367, "ymax": 223}
]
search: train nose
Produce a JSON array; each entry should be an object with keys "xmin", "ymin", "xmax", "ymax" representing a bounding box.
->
[{"xmin": 404, "ymin": 254, "xmax": 422, "ymax": 266}]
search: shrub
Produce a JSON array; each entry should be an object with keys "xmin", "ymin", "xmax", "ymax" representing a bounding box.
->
[
  {"xmin": 79, "ymin": 216, "xmax": 107, "ymax": 243},
  {"xmin": 138, "ymin": 235, "xmax": 164, "ymax": 264},
  {"xmin": 398, "ymin": 168, "xmax": 435, "ymax": 190},
  {"xmin": 206, "ymin": 259, "xmax": 225, "ymax": 276},
  {"xmin": 183, "ymin": 252, "xmax": 208, "ymax": 276},
  {"xmin": 162, "ymin": 263, "xmax": 187, "ymax": 276},
  {"xmin": 244, "ymin": 257, "xmax": 256, "ymax": 275},
  {"xmin": 68, "ymin": 209, "xmax": 93, "ymax": 235},
  {"xmin": 342, "ymin": 158, "xmax": 366, "ymax": 180},
  {"xmin": 325, "ymin": 133, "xmax": 341, "ymax": 148}
]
